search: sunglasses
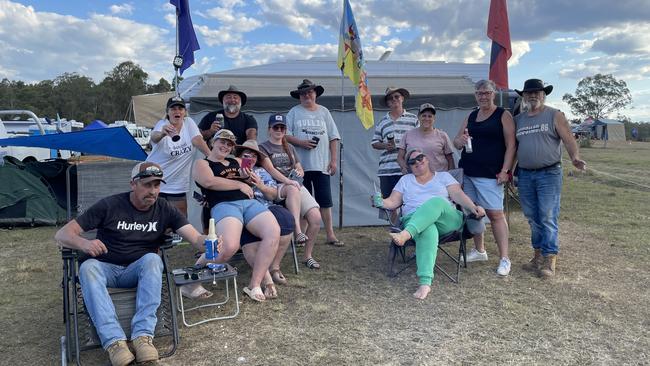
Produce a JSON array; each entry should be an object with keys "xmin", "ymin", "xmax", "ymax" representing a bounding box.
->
[
  {"xmin": 133, "ymin": 166, "xmax": 163, "ymax": 180},
  {"xmin": 271, "ymin": 125, "xmax": 286, "ymax": 131},
  {"xmin": 407, "ymin": 154, "xmax": 425, "ymax": 166}
]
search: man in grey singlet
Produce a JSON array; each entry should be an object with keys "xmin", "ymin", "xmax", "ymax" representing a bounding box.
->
[{"xmin": 514, "ymin": 79, "xmax": 586, "ymax": 279}]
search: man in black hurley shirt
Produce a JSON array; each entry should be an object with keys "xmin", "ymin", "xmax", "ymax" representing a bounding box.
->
[
  {"xmin": 55, "ymin": 162, "xmax": 208, "ymax": 366},
  {"xmin": 198, "ymin": 85, "xmax": 258, "ymax": 145}
]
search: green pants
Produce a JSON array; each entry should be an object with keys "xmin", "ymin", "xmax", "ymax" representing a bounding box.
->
[{"xmin": 401, "ymin": 197, "xmax": 463, "ymax": 286}]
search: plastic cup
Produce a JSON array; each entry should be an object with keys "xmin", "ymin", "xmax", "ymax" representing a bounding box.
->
[{"xmin": 373, "ymin": 192, "xmax": 383, "ymax": 207}]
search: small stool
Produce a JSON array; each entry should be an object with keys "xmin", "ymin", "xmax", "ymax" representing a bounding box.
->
[{"xmin": 172, "ymin": 264, "xmax": 240, "ymax": 327}]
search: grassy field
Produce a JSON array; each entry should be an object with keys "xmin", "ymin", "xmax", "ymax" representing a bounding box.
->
[{"xmin": 0, "ymin": 140, "xmax": 648, "ymax": 365}]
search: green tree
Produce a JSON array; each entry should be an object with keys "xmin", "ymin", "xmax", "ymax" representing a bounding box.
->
[
  {"xmin": 562, "ymin": 73, "xmax": 632, "ymax": 120},
  {"xmin": 97, "ymin": 61, "xmax": 149, "ymax": 122},
  {"xmin": 147, "ymin": 77, "xmax": 172, "ymax": 94},
  {"xmin": 52, "ymin": 73, "xmax": 97, "ymax": 121}
]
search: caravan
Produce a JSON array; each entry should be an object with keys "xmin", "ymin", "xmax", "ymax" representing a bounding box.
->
[{"xmin": 108, "ymin": 121, "xmax": 152, "ymax": 150}]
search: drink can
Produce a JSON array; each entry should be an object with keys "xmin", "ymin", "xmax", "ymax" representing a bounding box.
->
[
  {"xmin": 373, "ymin": 192, "xmax": 384, "ymax": 207},
  {"xmin": 465, "ymin": 137, "xmax": 473, "ymax": 153},
  {"xmin": 386, "ymin": 133, "xmax": 394, "ymax": 142}
]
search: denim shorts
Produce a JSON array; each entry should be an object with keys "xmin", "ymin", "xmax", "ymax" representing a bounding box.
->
[
  {"xmin": 211, "ymin": 199, "xmax": 268, "ymax": 224},
  {"xmin": 463, "ymin": 176, "xmax": 504, "ymax": 210},
  {"xmin": 303, "ymin": 171, "xmax": 333, "ymax": 208}
]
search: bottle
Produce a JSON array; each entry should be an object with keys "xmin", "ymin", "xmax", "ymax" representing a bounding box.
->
[
  {"xmin": 204, "ymin": 218, "xmax": 218, "ymax": 261},
  {"xmin": 464, "ymin": 128, "xmax": 473, "ymax": 153}
]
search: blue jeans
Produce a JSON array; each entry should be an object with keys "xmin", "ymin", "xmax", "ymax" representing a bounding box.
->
[
  {"xmin": 79, "ymin": 253, "xmax": 163, "ymax": 349},
  {"xmin": 517, "ymin": 166, "xmax": 563, "ymax": 255}
]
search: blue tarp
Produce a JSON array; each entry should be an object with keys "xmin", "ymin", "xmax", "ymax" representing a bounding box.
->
[
  {"xmin": 84, "ymin": 120, "xmax": 108, "ymax": 130},
  {"xmin": 0, "ymin": 126, "xmax": 147, "ymax": 161}
]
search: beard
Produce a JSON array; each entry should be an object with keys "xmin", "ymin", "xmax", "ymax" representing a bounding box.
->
[{"xmin": 226, "ymin": 103, "xmax": 241, "ymax": 114}]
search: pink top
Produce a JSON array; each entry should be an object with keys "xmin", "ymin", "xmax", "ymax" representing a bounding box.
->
[{"xmin": 398, "ymin": 128, "xmax": 453, "ymax": 172}]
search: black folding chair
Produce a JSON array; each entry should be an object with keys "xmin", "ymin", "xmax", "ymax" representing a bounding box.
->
[
  {"xmin": 60, "ymin": 238, "xmax": 179, "ymax": 365},
  {"xmin": 381, "ymin": 169, "xmax": 476, "ymax": 283}
]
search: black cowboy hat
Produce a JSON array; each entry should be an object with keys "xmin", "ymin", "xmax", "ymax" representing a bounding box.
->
[
  {"xmin": 290, "ymin": 79, "xmax": 325, "ymax": 99},
  {"xmin": 218, "ymin": 85, "xmax": 248, "ymax": 106},
  {"xmin": 515, "ymin": 78, "xmax": 553, "ymax": 96},
  {"xmin": 381, "ymin": 86, "xmax": 410, "ymax": 107}
]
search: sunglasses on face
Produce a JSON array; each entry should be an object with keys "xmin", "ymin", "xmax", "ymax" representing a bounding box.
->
[
  {"xmin": 271, "ymin": 125, "xmax": 286, "ymax": 131},
  {"xmin": 133, "ymin": 166, "xmax": 163, "ymax": 180},
  {"xmin": 407, "ymin": 154, "xmax": 426, "ymax": 166}
]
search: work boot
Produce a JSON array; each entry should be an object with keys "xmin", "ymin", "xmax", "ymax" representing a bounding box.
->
[
  {"xmin": 132, "ymin": 336, "xmax": 159, "ymax": 363},
  {"xmin": 521, "ymin": 249, "xmax": 543, "ymax": 272},
  {"xmin": 107, "ymin": 340, "xmax": 135, "ymax": 366},
  {"xmin": 539, "ymin": 254, "xmax": 557, "ymax": 279}
]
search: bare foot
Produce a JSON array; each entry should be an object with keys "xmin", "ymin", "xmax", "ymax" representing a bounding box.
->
[
  {"xmin": 413, "ymin": 285, "xmax": 431, "ymax": 300},
  {"xmin": 389, "ymin": 230, "xmax": 412, "ymax": 246}
]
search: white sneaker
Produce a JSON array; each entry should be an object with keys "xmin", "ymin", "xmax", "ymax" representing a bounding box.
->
[
  {"xmin": 464, "ymin": 248, "xmax": 488, "ymax": 262},
  {"xmin": 497, "ymin": 258, "xmax": 511, "ymax": 276}
]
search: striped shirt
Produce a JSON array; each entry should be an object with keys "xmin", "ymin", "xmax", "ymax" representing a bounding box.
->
[{"xmin": 372, "ymin": 111, "xmax": 419, "ymax": 176}]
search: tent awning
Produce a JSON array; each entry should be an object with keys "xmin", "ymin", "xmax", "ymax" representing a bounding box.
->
[{"xmin": 0, "ymin": 127, "xmax": 147, "ymax": 161}]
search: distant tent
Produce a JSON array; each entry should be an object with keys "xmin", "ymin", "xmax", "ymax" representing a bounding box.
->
[
  {"xmin": 84, "ymin": 120, "xmax": 108, "ymax": 130},
  {"xmin": 0, "ymin": 158, "xmax": 67, "ymax": 226},
  {"xmin": 592, "ymin": 119, "xmax": 625, "ymax": 141}
]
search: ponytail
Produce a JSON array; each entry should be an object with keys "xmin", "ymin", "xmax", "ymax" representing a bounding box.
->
[{"xmin": 281, "ymin": 136, "xmax": 295, "ymax": 168}]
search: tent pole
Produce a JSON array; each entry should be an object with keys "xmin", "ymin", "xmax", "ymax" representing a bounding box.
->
[{"xmin": 338, "ymin": 72, "xmax": 344, "ymax": 229}]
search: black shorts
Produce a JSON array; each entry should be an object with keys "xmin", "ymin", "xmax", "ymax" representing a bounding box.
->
[
  {"xmin": 159, "ymin": 192, "xmax": 186, "ymax": 202},
  {"xmin": 379, "ymin": 175, "xmax": 402, "ymax": 198},
  {"xmin": 302, "ymin": 171, "xmax": 333, "ymax": 208},
  {"xmin": 240, "ymin": 205, "xmax": 295, "ymax": 245}
]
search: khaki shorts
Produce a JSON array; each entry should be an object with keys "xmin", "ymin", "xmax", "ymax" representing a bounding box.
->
[{"xmin": 277, "ymin": 184, "xmax": 320, "ymax": 217}]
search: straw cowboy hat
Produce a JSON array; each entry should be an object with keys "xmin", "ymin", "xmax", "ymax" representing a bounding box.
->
[{"xmin": 381, "ymin": 86, "xmax": 410, "ymax": 107}]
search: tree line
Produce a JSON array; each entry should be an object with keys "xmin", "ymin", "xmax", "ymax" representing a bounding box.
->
[{"xmin": 0, "ymin": 61, "xmax": 172, "ymax": 124}]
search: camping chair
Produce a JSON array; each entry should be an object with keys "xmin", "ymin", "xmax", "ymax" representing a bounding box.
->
[
  {"xmin": 61, "ymin": 161, "xmax": 179, "ymax": 365},
  {"xmin": 380, "ymin": 169, "xmax": 476, "ymax": 283}
]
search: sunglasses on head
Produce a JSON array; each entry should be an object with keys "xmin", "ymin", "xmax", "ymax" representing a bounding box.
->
[
  {"xmin": 271, "ymin": 125, "xmax": 286, "ymax": 131},
  {"xmin": 407, "ymin": 154, "xmax": 425, "ymax": 166},
  {"xmin": 133, "ymin": 166, "xmax": 163, "ymax": 180}
]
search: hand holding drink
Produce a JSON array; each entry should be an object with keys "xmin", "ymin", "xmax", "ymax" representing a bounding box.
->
[
  {"xmin": 372, "ymin": 182, "xmax": 383, "ymax": 208},
  {"xmin": 464, "ymin": 128, "xmax": 473, "ymax": 153}
]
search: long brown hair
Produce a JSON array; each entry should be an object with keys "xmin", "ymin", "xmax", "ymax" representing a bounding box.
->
[{"xmin": 280, "ymin": 136, "xmax": 295, "ymax": 168}]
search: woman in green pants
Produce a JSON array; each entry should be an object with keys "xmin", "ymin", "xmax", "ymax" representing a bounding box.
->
[{"xmin": 377, "ymin": 148, "xmax": 485, "ymax": 300}]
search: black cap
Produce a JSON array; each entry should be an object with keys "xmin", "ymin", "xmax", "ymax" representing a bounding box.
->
[
  {"xmin": 268, "ymin": 114, "xmax": 286, "ymax": 127},
  {"xmin": 166, "ymin": 96, "xmax": 186, "ymax": 109}
]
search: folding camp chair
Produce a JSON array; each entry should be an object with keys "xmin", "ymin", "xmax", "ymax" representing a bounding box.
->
[
  {"xmin": 60, "ymin": 239, "xmax": 179, "ymax": 366},
  {"xmin": 381, "ymin": 169, "xmax": 476, "ymax": 283},
  {"xmin": 61, "ymin": 161, "xmax": 179, "ymax": 365}
]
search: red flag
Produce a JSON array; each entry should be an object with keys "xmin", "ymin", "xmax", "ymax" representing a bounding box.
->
[{"xmin": 487, "ymin": 0, "xmax": 512, "ymax": 90}]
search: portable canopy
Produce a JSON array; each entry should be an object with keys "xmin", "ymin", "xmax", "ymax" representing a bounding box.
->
[
  {"xmin": 178, "ymin": 59, "xmax": 488, "ymax": 227},
  {"xmin": 84, "ymin": 120, "xmax": 108, "ymax": 130},
  {"xmin": 592, "ymin": 119, "xmax": 625, "ymax": 141},
  {"xmin": 0, "ymin": 127, "xmax": 147, "ymax": 161}
]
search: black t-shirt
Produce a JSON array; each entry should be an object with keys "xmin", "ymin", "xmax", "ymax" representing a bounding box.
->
[
  {"xmin": 76, "ymin": 192, "xmax": 189, "ymax": 266},
  {"xmin": 198, "ymin": 110, "xmax": 258, "ymax": 145}
]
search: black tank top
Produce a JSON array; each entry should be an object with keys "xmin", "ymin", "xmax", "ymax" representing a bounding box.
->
[
  {"xmin": 459, "ymin": 107, "xmax": 506, "ymax": 178},
  {"xmin": 196, "ymin": 157, "xmax": 249, "ymax": 208}
]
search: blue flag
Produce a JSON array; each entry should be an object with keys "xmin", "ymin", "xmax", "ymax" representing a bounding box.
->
[{"xmin": 170, "ymin": 0, "xmax": 200, "ymax": 75}]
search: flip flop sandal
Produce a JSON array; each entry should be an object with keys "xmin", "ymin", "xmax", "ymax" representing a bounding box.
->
[
  {"xmin": 294, "ymin": 232, "xmax": 308, "ymax": 245},
  {"xmin": 180, "ymin": 285, "xmax": 213, "ymax": 300},
  {"xmin": 326, "ymin": 240, "xmax": 345, "ymax": 247},
  {"xmin": 270, "ymin": 269, "xmax": 288, "ymax": 285},
  {"xmin": 304, "ymin": 257, "xmax": 321, "ymax": 270},
  {"xmin": 263, "ymin": 283, "xmax": 278, "ymax": 299},
  {"xmin": 243, "ymin": 286, "xmax": 265, "ymax": 302}
]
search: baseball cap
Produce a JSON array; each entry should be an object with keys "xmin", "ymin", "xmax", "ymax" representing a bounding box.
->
[
  {"xmin": 212, "ymin": 128, "xmax": 237, "ymax": 143},
  {"xmin": 268, "ymin": 114, "xmax": 286, "ymax": 128},
  {"xmin": 131, "ymin": 162, "xmax": 166, "ymax": 184},
  {"xmin": 418, "ymin": 103, "xmax": 436, "ymax": 115},
  {"xmin": 166, "ymin": 96, "xmax": 186, "ymax": 109}
]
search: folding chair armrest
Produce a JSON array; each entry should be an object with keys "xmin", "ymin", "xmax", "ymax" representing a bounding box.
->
[{"xmin": 160, "ymin": 235, "xmax": 175, "ymax": 250}]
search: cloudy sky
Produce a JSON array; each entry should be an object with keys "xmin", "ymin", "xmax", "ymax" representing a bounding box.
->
[{"xmin": 1, "ymin": 0, "xmax": 649, "ymax": 121}]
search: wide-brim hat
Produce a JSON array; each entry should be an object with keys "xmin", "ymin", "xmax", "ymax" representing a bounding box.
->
[
  {"xmin": 218, "ymin": 85, "xmax": 247, "ymax": 106},
  {"xmin": 382, "ymin": 86, "xmax": 410, "ymax": 106},
  {"xmin": 290, "ymin": 79, "xmax": 325, "ymax": 99},
  {"xmin": 234, "ymin": 139, "xmax": 267, "ymax": 162},
  {"xmin": 166, "ymin": 96, "xmax": 186, "ymax": 109},
  {"xmin": 515, "ymin": 78, "xmax": 553, "ymax": 96},
  {"xmin": 131, "ymin": 162, "xmax": 166, "ymax": 184}
]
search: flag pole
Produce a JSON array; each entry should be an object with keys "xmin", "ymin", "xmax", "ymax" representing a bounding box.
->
[
  {"xmin": 338, "ymin": 71, "xmax": 344, "ymax": 229},
  {"xmin": 174, "ymin": 7, "xmax": 180, "ymax": 97}
]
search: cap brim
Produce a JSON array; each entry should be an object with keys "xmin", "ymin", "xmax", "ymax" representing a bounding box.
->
[{"xmin": 138, "ymin": 177, "xmax": 166, "ymax": 184}]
